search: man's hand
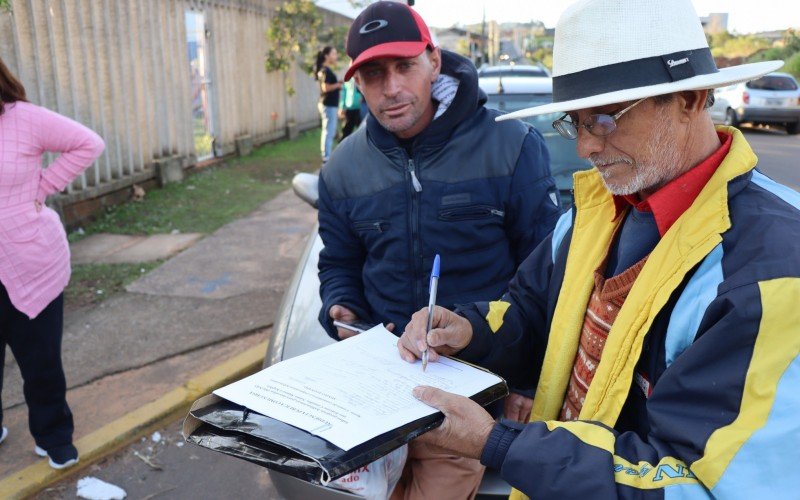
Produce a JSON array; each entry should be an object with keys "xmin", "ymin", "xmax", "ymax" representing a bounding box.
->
[
  {"xmin": 329, "ymin": 305, "xmax": 359, "ymax": 339},
  {"xmin": 329, "ymin": 305, "xmax": 393, "ymax": 339},
  {"xmin": 397, "ymin": 306, "xmax": 473, "ymax": 363},
  {"xmin": 412, "ymin": 386, "xmax": 495, "ymax": 460},
  {"xmin": 503, "ymin": 393, "xmax": 533, "ymax": 423}
]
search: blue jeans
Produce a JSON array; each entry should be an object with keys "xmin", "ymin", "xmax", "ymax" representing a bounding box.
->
[{"xmin": 319, "ymin": 103, "xmax": 338, "ymax": 163}]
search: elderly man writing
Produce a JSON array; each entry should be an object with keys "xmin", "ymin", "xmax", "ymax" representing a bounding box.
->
[{"xmin": 399, "ymin": 0, "xmax": 799, "ymax": 497}]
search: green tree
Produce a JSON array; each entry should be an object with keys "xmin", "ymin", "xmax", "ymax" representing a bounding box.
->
[
  {"xmin": 316, "ymin": 24, "xmax": 348, "ymax": 72},
  {"xmin": 745, "ymin": 28, "xmax": 800, "ymax": 78},
  {"xmin": 749, "ymin": 46, "xmax": 786, "ymax": 63},
  {"xmin": 710, "ymin": 33, "xmax": 770, "ymax": 59},
  {"xmin": 707, "ymin": 31, "xmax": 733, "ymax": 50},
  {"xmin": 0, "ymin": 0, "xmax": 11, "ymax": 11},
  {"xmin": 529, "ymin": 47, "xmax": 553, "ymax": 70},
  {"xmin": 783, "ymin": 51, "xmax": 800, "ymax": 79},
  {"xmin": 265, "ymin": 0, "xmax": 321, "ymax": 96}
]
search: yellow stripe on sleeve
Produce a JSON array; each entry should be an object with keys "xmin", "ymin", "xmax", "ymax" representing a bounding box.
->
[
  {"xmin": 486, "ymin": 300, "xmax": 511, "ymax": 333},
  {"xmin": 545, "ymin": 421, "xmax": 701, "ymax": 489},
  {"xmin": 691, "ymin": 277, "xmax": 800, "ymax": 489}
]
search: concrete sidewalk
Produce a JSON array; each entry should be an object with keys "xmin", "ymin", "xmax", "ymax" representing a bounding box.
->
[{"xmin": 0, "ymin": 188, "xmax": 317, "ymax": 497}]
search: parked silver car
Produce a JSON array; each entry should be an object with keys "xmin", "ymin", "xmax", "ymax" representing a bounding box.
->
[
  {"xmin": 709, "ymin": 72, "xmax": 800, "ymax": 134},
  {"xmin": 262, "ymin": 77, "xmax": 589, "ymax": 498}
]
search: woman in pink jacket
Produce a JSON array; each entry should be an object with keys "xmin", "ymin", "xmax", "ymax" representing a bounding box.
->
[{"xmin": 0, "ymin": 57, "xmax": 104, "ymax": 469}]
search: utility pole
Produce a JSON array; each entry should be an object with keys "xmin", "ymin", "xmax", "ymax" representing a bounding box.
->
[{"xmin": 480, "ymin": 6, "xmax": 486, "ymax": 67}]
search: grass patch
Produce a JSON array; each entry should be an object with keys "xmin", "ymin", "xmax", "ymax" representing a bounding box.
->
[
  {"xmin": 69, "ymin": 130, "xmax": 320, "ymax": 241},
  {"xmin": 64, "ymin": 129, "xmax": 321, "ymax": 313},
  {"xmin": 65, "ymin": 261, "xmax": 164, "ymax": 313}
]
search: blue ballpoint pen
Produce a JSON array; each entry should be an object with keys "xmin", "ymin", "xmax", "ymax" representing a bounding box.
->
[{"xmin": 423, "ymin": 254, "xmax": 440, "ymax": 372}]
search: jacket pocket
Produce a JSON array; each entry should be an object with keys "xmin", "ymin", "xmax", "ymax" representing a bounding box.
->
[
  {"xmin": 353, "ymin": 219, "xmax": 390, "ymax": 233},
  {"xmin": 438, "ymin": 204, "xmax": 504, "ymax": 222}
]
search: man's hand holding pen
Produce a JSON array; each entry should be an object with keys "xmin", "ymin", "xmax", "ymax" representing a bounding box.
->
[{"xmin": 398, "ymin": 305, "xmax": 473, "ymax": 364}]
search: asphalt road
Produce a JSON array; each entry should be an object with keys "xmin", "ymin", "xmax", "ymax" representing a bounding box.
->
[
  {"xmin": 37, "ymin": 419, "xmax": 281, "ymax": 500},
  {"xmin": 41, "ymin": 126, "xmax": 799, "ymax": 500},
  {"xmin": 738, "ymin": 125, "xmax": 800, "ymax": 191}
]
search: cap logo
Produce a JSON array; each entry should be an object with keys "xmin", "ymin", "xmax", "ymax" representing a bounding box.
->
[{"xmin": 359, "ymin": 19, "xmax": 389, "ymax": 34}]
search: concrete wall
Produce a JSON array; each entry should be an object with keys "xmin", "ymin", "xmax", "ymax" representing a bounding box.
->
[{"xmin": 0, "ymin": 0, "xmax": 351, "ymax": 219}]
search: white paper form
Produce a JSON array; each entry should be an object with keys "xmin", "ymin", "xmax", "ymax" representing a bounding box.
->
[{"xmin": 214, "ymin": 325, "xmax": 502, "ymax": 451}]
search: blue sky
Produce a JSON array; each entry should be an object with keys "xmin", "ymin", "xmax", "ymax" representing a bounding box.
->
[{"xmin": 316, "ymin": 0, "xmax": 800, "ymax": 34}]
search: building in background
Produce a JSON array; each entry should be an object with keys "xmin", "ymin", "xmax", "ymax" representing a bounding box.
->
[
  {"xmin": 434, "ymin": 27, "xmax": 488, "ymax": 66},
  {"xmin": 700, "ymin": 13, "xmax": 729, "ymax": 34}
]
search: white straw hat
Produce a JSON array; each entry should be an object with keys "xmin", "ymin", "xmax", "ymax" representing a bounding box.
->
[{"xmin": 497, "ymin": 0, "xmax": 784, "ymax": 120}]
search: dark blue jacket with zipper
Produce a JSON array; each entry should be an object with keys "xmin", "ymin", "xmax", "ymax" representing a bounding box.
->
[{"xmin": 317, "ymin": 50, "xmax": 561, "ymax": 339}]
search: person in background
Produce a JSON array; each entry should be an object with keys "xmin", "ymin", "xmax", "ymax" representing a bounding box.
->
[
  {"xmin": 317, "ymin": 2, "xmax": 561, "ymax": 498},
  {"xmin": 398, "ymin": 0, "xmax": 798, "ymax": 498},
  {"xmin": 315, "ymin": 46, "xmax": 342, "ymax": 164},
  {"xmin": 338, "ymin": 79, "xmax": 363, "ymax": 141},
  {"xmin": 0, "ymin": 56, "xmax": 105, "ymax": 470}
]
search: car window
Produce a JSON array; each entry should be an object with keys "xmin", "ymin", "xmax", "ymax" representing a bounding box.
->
[
  {"xmin": 746, "ymin": 75, "xmax": 799, "ymax": 91},
  {"xmin": 479, "ymin": 67, "xmax": 549, "ymax": 78},
  {"xmin": 485, "ymin": 93, "xmax": 552, "ymax": 112}
]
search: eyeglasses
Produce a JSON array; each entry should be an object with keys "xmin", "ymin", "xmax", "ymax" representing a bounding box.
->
[{"xmin": 552, "ymin": 97, "xmax": 648, "ymax": 140}]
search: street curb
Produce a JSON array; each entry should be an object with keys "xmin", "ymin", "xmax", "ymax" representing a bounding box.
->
[{"xmin": 0, "ymin": 340, "xmax": 268, "ymax": 499}]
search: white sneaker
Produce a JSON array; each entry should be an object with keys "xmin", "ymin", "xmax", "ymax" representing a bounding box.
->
[
  {"xmin": 0, "ymin": 427, "xmax": 7, "ymax": 445},
  {"xmin": 35, "ymin": 444, "xmax": 80, "ymax": 470}
]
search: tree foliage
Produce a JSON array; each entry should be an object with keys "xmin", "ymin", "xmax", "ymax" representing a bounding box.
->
[
  {"xmin": 745, "ymin": 29, "xmax": 800, "ymax": 78},
  {"xmin": 316, "ymin": 24, "xmax": 348, "ymax": 68},
  {"xmin": 781, "ymin": 29, "xmax": 800, "ymax": 54},
  {"xmin": 265, "ymin": 0, "xmax": 321, "ymax": 96},
  {"xmin": 528, "ymin": 47, "xmax": 553, "ymax": 70},
  {"xmin": 709, "ymin": 32, "xmax": 770, "ymax": 59},
  {"xmin": 0, "ymin": 0, "xmax": 11, "ymax": 12}
]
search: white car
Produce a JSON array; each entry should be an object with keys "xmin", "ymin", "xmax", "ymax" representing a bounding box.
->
[
  {"xmin": 709, "ymin": 72, "xmax": 800, "ymax": 134},
  {"xmin": 477, "ymin": 65, "xmax": 553, "ymax": 111}
]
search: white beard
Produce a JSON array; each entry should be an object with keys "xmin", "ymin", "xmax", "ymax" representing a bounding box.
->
[{"xmin": 592, "ymin": 108, "xmax": 683, "ymax": 196}]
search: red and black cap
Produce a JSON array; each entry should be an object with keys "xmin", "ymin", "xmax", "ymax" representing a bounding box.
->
[{"xmin": 344, "ymin": 1, "xmax": 435, "ymax": 81}]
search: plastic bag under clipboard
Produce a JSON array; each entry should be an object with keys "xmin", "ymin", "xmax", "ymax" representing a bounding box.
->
[{"xmin": 183, "ymin": 372, "xmax": 506, "ymax": 487}]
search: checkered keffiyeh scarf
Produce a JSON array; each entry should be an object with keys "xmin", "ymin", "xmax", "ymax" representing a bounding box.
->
[{"xmin": 431, "ymin": 74, "xmax": 459, "ymax": 120}]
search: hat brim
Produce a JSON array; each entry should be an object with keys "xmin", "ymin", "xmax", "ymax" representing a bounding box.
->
[
  {"xmin": 344, "ymin": 41, "xmax": 430, "ymax": 81},
  {"xmin": 496, "ymin": 60, "xmax": 784, "ymax": 121}
]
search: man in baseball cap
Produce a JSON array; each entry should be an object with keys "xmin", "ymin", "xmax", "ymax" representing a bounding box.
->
[{"xmin": 317, "ymin": 2, "xmax": 560, "ymax": 498}]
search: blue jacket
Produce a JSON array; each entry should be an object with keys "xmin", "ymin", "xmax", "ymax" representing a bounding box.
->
[
  {"xmin": 458, "ymin": 127, "xmax": 800, "ymax": 499},
  {"xmin": 317, "ymin": 50, "xmax": 560, "ymax": 339}
]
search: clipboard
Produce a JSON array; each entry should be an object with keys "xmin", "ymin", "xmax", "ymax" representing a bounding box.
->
[{"xmin": 183, "ymin": 367, "xmax": 507, "ymax": 485}]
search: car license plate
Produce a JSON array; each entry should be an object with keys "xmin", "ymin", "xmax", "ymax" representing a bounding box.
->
[{"xmin": 765, "ymin": 98, "xmax": 786, "ymax": 107}]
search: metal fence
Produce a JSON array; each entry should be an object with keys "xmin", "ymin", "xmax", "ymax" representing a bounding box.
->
[{"xmin": 0, "ymin": 0, "xmax": 350, "ymax": 203}]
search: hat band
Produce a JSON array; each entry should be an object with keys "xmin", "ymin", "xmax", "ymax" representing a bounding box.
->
[{"xmin": 552, "ymin": 48, "xmax": 718, "ymax": 103}]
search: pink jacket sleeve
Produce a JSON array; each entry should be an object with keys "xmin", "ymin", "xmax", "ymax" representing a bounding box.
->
[{"xmin": 33, "ymin": 105, "xmax": 105, "ymax": 202}]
